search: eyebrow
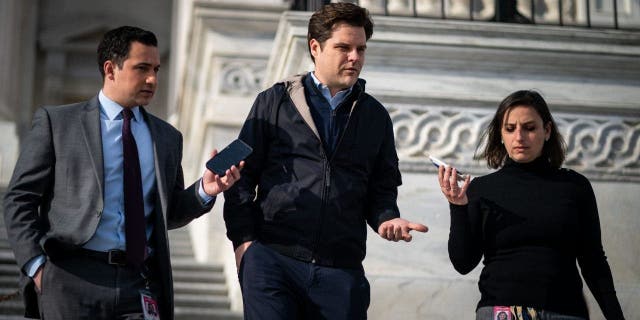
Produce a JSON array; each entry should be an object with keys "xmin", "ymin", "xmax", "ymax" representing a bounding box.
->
[
  {"xmin": 333, "ymin": 42, "xmax": 367, "ymax": 49},
  {"xmin": 504, "ymin": 120, "xmax": 537, "ymax": 126},
  {"xmin": 134, "ymin": 62, "xmax": 160, "ymax": 68}
]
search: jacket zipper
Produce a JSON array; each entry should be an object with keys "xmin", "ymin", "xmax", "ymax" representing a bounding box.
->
[
  {"xmin": 284, "ymin": 84, "xmax": 363, "ymax": 264},
  {"xmin": 311, "ymin": 91, "xmax": 363, "ymax": 264}
]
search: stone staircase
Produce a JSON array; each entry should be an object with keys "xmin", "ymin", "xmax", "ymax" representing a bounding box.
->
[
  {"xmin": 0, "ymin": 189, "xmax": 26, "ymax": 320},
  {"xmin": 0, "ymin": 188, "xmax": 242, "ymax": 319},
  {"xmin": 169, "ymin": 229, "xmax": 242, "ymax": 320}
]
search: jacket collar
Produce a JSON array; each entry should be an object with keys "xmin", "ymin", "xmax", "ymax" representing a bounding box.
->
[{"xmin": 277, "ymin": 74, "xmax": 366, "ymax": 141}]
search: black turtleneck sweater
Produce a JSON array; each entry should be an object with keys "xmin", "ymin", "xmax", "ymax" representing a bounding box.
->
[{"xmin": 449, "ymin": 157, "xmax": 624, "ymax": 319}]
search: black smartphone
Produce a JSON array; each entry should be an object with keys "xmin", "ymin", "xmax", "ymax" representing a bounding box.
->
[{"xmin": 206, "ymin": 139, "xmax": 252, "ymax": 177}]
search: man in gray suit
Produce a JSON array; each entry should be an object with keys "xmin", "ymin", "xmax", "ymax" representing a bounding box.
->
[{"xmin": 3, "ymin": 26, "xmax": 242, "ymax": 319}]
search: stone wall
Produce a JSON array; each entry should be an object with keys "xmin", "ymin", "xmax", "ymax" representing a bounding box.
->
[{"xmin": 174, "ymin": 3, "xmax": 640, "ymax": 318}]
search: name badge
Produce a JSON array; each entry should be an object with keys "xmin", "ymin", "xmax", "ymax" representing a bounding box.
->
[
  {"xmin": 493, "ymin": 306, "xmax": 512, "ymax": 320},
  {"xmin": 140, "ymin": 289, "xmax": 160, "ymax": 320}
]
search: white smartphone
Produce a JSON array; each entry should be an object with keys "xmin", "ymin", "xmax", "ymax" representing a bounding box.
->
[{"xmin": 428, "ymin": 155, "xmax": 469, "ymax": 182}]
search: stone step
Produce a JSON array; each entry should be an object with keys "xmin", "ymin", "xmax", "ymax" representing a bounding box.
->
[
  {"xmin": 168, "ymin": 235, "xmax": 192, "ymax": 243},
  {"xmin": 168, "ymin": 237, "xmax": 192, "ymax": 245},
  {"xmin": 0, "ymin": 252, "xmax": 16, "ymax": 264},
  {"xmin": 168, "ymin": 235, "xmax": 191, "ymax": 242},
  {"xmin": 0, "ymin": 299, "xmax": 23, "ymax": 313},
  {"xmin": 0, "ymin": 265, "xmax": 19, "ymax": 276},
  {"xmin": 0, "ymin": 287, "xmax": 20, "ymax": 298},
  {"xmin": 0, "ymin": 315, "xmax": 27, "ymax": 320},
  {"xmin": 170, "ymin": 250, "xmax": 194, "ymax": 258},
  {"xmin": 168, "ymin": 229, "xmax": 191, "ymax": 237},
  {"xmin": 174, "ymin": 293, "xmax": 231, "ymax": 309},
  {"xmin": 173, "ymin": 282, "xmax": 228, "ymax": 296},
  {"xmin": 171, "ymin": 259, "xmax": 224, "ymax": 273},
  {"xmin": 170, "ymin": 253, "xmax": 195, "ymax": 260},
  {"xmin": 174, "ymin": 307, "xmax": 243, "ymax": 320},
  {"xmin": 170, "ymin": 249, "xmax": 195, "ymax": 255},
  {"xmin": 0, "ymin": 275, "xmax": 19, "ymax": 287},
  {"xmin": 169, "ymin": 246, "xmax": 192, "ymax": 255},
  {"xmin": 172, "ymin": 270, "xmax": 225, "ymax": 284},
  {"xmin": 168, "ymin": 228, "xmax": 241, "ymax": 319},
  {"xmin": 168, "ymin": 242, "xmax": 193, "ymax": 251},
  {"xmin": 169, "ymin": 243, "xmax": 191, "ymax": 249}
]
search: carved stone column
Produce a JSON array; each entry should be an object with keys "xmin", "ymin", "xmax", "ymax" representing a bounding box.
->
[
  {"xmin": 0, "ymin": 0, "xmax": 20, "ymax": 122},
  {"xmin": 0, "ymin": 0, "xmax": 37, "ymax": 185},
  {"xmin": 0, "ymin": 0, "xmax": 37, "ymax": 124}
]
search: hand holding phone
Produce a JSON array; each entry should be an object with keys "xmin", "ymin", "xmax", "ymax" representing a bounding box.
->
[
  {"xmin": 206, "ymin": 139, "xmax": 252, "ymax": 177},
  {"xmin": 428, "ymin": 155, "xmax": 469, "ymax": 182}
]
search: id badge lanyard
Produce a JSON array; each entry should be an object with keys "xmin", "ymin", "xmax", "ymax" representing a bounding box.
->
[{"xmin": 139, "ymin": 265, "xmax": 160, "ymax": 320}]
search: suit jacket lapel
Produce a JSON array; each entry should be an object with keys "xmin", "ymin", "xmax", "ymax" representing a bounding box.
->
[
  {"xmin": 80, "ymin": 96, "xmax": 104, "ymax": 202},
  {"xmin": 141, "ymin": 107, "xmax": 169, "ymax": 227}
]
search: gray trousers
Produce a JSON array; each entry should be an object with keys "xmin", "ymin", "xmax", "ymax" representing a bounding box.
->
[
  {"xmin": 37, "ymin": 254, "xmax": 160, "ymax": 320},
  {"xmin": 476, "ymin": 306, "xmax": 586, "ymax": 320}
]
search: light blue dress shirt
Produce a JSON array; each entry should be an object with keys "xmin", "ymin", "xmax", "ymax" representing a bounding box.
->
[
  {"xmin": 309, "ymin": 71, "xmax": 353, "ymax": 110},
  {"xmin": 82, "ymin": 90, "xmax": 157, "ymax": 252},
  {"xmin": 25, "ymin": 91, "xmax": 213, "ymax": 277}
]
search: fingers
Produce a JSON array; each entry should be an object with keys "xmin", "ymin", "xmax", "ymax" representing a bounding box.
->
[
  {"xmin": 232, "ymin": 165, "xmax": 242, "ymax": 179},
  {"xmin": 449, "ymin": 168, "xmax": 461, "ymax": 192},
  {"xmin": 439, "ymin": 166, "xmax": 453, "ymax": 195},
  {"xmin": 394, "ymin": 225, "xmax": 402, "ymax": 241},
  {"xmin": 438, "ymin": 166, "xmax": 466, "ymax": 200},
  {"xmin": 384, "ymin": 224, "xmax": 397, "ymax": 242},
  {"xmin": 401, "ymin": 225, "xmax": 413, "ymax": 242},
  {"xmin": 459, "ymin": 174, "xmax": 471, "ymax": 196},
  {"xmin": 441, "ymin": 165, "xmax": 453, "ymax": 191},
  {"xmin": 379, "ymin": 223, "xmax": 399, "ymax": 242},
  {"xmin": 408, "ymin": 222, "xmax": 429, "ymax": 233},
  {"xmin": 379, "ymin": 220, "xmax": 428, "ymax": 242},
  {"xmin": 400, "ymin": 222, "xmax": 429, "ymax": 242}
]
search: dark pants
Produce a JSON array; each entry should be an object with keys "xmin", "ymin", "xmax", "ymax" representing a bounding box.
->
[
  {"xmin": 239, "ymin": 241, "xmax": 370, "ymax": 320},
  {"xmin": 37, "ymin": 252, "xmax": 160, "ymax": 320}
]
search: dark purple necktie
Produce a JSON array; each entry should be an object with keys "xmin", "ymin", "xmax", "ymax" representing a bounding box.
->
[{"xmin": 122, "ymin": 109, "xmax": 146, "ymax": 268}]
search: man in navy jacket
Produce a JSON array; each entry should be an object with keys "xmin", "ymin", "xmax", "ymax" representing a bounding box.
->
[{"xmin": 224, "ymin": 3, "xmax": 428, "ymax": 319}]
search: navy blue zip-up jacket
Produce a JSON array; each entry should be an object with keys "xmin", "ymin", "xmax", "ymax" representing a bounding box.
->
[{"xmin": 223, "ymin": 74, "xmax": 402, "ymax": 268}]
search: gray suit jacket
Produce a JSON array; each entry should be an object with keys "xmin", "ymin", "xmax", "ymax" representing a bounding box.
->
[{"xmin": 3, "ymin": 96, "xmax": 213, "ymax": 319}]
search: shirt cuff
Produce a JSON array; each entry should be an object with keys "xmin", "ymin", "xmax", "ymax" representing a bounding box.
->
[
  {"xmin": 24, "ymin": 255, "xmax": 46, "ymax": 277},
  {"xmin": 198, "ymin": 178, "xmax": 216, "ymax": 204}
]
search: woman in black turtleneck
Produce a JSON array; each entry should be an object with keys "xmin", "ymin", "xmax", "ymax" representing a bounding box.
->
[{"xmin": 438, "ymin": 90, "xmax": 625, "ymax": 320}]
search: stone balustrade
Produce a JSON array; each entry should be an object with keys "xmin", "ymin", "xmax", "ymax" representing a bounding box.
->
[{"xmin": 346, "ymin": 0, "xmax": 640, "ymax": 28}]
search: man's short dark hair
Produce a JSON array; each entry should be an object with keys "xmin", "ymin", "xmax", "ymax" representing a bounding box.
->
[
  {"xmin": 307, "ymin": 2, "xmax": 374, "ymax": 63},
  {"xmin": 97, "ymin": 26, "xmax": 158, "ymax": 78}
]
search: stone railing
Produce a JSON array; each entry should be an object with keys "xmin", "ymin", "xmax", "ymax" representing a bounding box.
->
[
  {"xmin": 391, "ymin": 104, "xmax": 640, "ymax": 181},
  {"xmin": 336, "ymin": 0, "xmax": 640, "ymax": 28}
]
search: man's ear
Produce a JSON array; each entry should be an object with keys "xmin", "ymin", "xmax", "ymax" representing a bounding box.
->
[
  {"xmin": 309, "ymin": 39, "xmax": 321, "ymax": 59},
  {"xmin": 104, "ymin": 60, "xmax": 116, "ymax": 81}
]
